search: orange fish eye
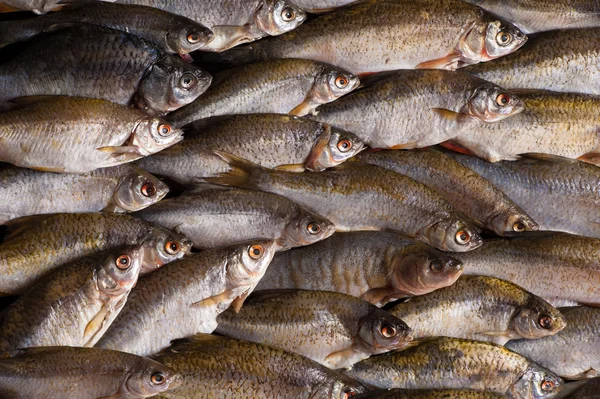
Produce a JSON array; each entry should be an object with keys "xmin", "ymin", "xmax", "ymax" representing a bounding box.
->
[
  {"xmin": 115, "ymin": 255, "xmax": 131, "ymax": 270},
  {"xmin": 381, "ymin": 324, "xmax": 397, "ymax": 338},
  {"xmin": 335, "ymin": 76, "xmax": 349, "ymax": 89},
  {"xmin": 307, "ymin": 222, "xmax": 322, "ymax": 235},
  {"xmin": 249, "ymin": 245, "xmax": 264, "ymax": 260},
  {"xmin": 538, "ymin": 315, "xmax": 553, "ymax": 329},
  {"xmin": 151, "ymin": 372, "xmax": 166, "ymax": 385},
  {"xmin": 158, "ymin": 124, "xmax": 173, "ymax": 137},
  {"xmin": 141, "ymin": 182, "xmax": 157, "ymax": 197},
  {"xmin": 541, "ymin": 380, "xmax": 555, "ymax": 391},
  {"xmin": 337, "ymin": 139, "xmax": 353, "ymax": 152},
  {"xmin": 513, "ymin": 221, "xmax": 526, "ymax": 232},
  {"xmin": 165, "ymin": 241, "xmax": 181, "ymax": 255},
  {"xmin": 281, "ymin": 7, "xmax": 295, "ymax": 21},
  {"xmin": 187, "ymin": 32, "xmax": 201, "ymax": 43},
  {"xmin": 496, "ymin": 93, "xmax": 510, "ymax": 106},
  {"xmin": 496, "ymin": 31, "xmax": 513, "ymax": 46},
  {"xmin": 455, "ymin": 230, "xmax": 471, "ymax": 245}
]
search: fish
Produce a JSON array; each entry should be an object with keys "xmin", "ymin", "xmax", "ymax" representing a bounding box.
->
[
  {"xmin": 134, "ymin": 187, "xmax": 335, "ymax": 250},
  {"xmin": 0, "ymin": 0, "xmax": 61, "ymax": 13},
  {"xmin": 450, "ymin": 92, "xmax": 600, "ymax": 165},
  {"xmin": 354, "ymin": 389, "xmax": 509, "ymax": 399},
  {"xmin": 566, "ymin": 378, "xmax": 600, "ymax": 399},
  {"xmin": 0, "ymin": 164, "xmax": 168, "ymax": 223},
  {"xmin": 0, "ymin": 245, "xmax": 145, "ymax": 351},
  {"xmin": 151, "ymin": 334, "xmax": 366, "ymax": 398},
  {"xmin": 0, "ymin": 96, "xmax": 184, "ymax": 173},
  {"xmin": 453, "ymin": 234, "xmax": 600, "ymax": 305},
  {"xmin": 96, "ymin": 240, "xmax": 277, "ymax": 356},
  {"xmin": 388, "ymin": 275, "xmax": 566, "ymax": 346},
  {"xmin": 108, "ymin": 0, "xmax": 307, "ymax": 51},
  {"xmin": 343, "ymin": 337, "xmax": 564, "ymax": 399},
  {"xmin": 311, "ymin": 70, "xmax": 524, "ymax": 150},
  {"xmin": 255, "ymin": 231, "xmax": 463, "ymax": 306},
  {"xmin": 216, "ymin": 289, "xmax": 413, "ymax": 368},
  {"xmin": 447, "ymin": 153, "xmax": 600, "ymax": 239},
  {"xmin": 0, "ymin": 2, "xmax": 214, "ymax": 55},
  {"xmin": 460, "ymin": 0, "xmax": 600, "ymax": 33},
  {"xmin": 356, "ymin": 149, "xmax": 537, "ymax": 236},
  {"xmin": 0, "ymin": 212, "xmax": 192, "ymax": 296},
  {"xmin": 216, "ymin": 0, "xmax": 528, "ymax": 74},
  {"xmin": 506, "ymin": 306, "xmax": 600, "ymax": 380},
  {"xmin": 0, "ymin": 26, "xmax": 212, "ymax": 116},
  {"xmin": 0, "ymin": 346, "xmax": 180, "ymax": 399},
  {"xmin": 291, "ymin": 0, "xmax": 361, "ymax": 13},
  {"xmin": 169, "ymin": 59, "xmax": 359, "ymax": 127},
  {"xmin": 464, "ymin": 29, "xmax": 600, "ymax": 96},
  {"xmin": 136, "ymin": 113, "xmax": 365, "ymax": 184},
  {"xmin": 206, "ymin": 153, "xmax": 483, "ymax": 252}
]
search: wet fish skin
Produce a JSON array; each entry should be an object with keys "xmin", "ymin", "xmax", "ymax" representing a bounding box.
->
[
  {"xmin": 464, "ymin": 29, "xmax": 600, "ymax": 96},
  {"xmin": 291, "ymin": 0, "xmax": 361, "ymax": 13},
  {"xmin": 0, "ymin": 2, "xmax": 214, "ymax": 54},
  {"xmin": 506, "ymin": 306, "xmax": 600, "ymax": 379},
  {"xmin": 451, "ymin": 92, "xmax": 600, "ymax": 164},
  {"xmin": 207, "ymin": 153, "xmax": 482, "ymax": 252},
  {"xmin": 461, "ymin": 0, "xmax": 600, "ymax": 33},
  {"xmin": 354, "ymin": 389, "xmax": 508, "ymax": 399},
  {"xmin": 0, "ymin": 212, "xmax": 192, "ymax": 296},
  {"xmin": 453, "ymin": 234, "xmax": 600, "ymax": 304},
  {"xmin": 219, "ymin": 0, "xmax": 527, "ymax": 74},
  {"xmin": 343, "ymin": 337, "xmax": 564, "ymax": 399},
  {"xmin": 312, "ymin": 70, "xmax": 524, "ymax": 149},
  {"xmin": 169, "ymin": 59, "xmax": 359, "ymax": 127},
  {"xmin": 0, "ymin": 164, "xmax": 168, "ymax": 223},
  {"xmin": 137, "ymin": 114, "xmax": 365, "ymax": 184},
  {"xmin": 135, "ymin": 187, "xmax": 335, "ymax": 250},
  {"xmin": 448, "ymin": 153, "xmax": 600, "ymax": 239},
  {"xmin": 256, "ymin": 231, "xmax": 463, "ymax": 306},
  {"xmin": 151, "ymin": 334, "xmax": 365, "ymax": 399},
  {"xmin": 0, "ymin": 346, "xmax": 180, "ymax": 399},
  {"xmin": 0, "ymin": 245, "xmax": 145, "ymax": 351},
  {"xmin": 216, "ymin": 289, "xmax": 413, "ymax": 368},
  {"xmin": 567, "ymin": 378, "xmax": 600, "ymax": 399},
  {"xmin": 389, "ymin": 275, "xmax": 566, "ymax": 346},
  {"xmin": 96, "ymin": 240, "xmax": 277, "ymax": 356},
  {"xmin": 0, "ymin": 0, "xmax": 61, "ymax": 13},
  {"xmin": 0, "ymin": 97, "xmax": 183, "ymax": 173},
  {"xmin": 357, "ymin": 150, "xmax": 537, "ymax": 236}
]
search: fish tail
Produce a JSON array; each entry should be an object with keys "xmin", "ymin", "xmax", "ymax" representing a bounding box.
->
[{"xmin": 205, "ymin": 151, "xmax": 267, "ymax": 190}]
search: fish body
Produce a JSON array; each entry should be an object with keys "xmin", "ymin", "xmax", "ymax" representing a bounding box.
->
[
  {"xmin": 0, "ymin": 164, "xmax": 168, "ymax": 223},
  {"xmin": 169, "ymin": 59, "xmax": 359, "ymax": 126},
  {"xmin": 96, "ymin": 241, "xmax": 276, "ymax": 356},
  {"xmin": 0, "ymin": 212, "xmax": 192, "ymax": 295},
  {"xmin": 292, "ymin": 0, "xmax": 361, "ymax": 13},
  {"xmin": 216, "ymin": 289, "xmax": 413, "ymax": 368},
  {"xmin": 0, "ymin": 246, "xmax": 145, "ymax": 351},
  {"xmin": 389, "ymin": 275, "xmax": 566, "ymax": 345},
  {"xmin": 354, "ymin": 389, "xmax": 509, "ymax": 399},
  {"xmin": 506, "ymin": 306, "xmax": 600, "ymax": 379},
  {"xmin": 0, "ymin": 0, "xmax": 61, "ymax": 13},
  {"xmin": 134, "ymin": 187, "xmax": 335, "ymax": 250},
  {"xmin": 312, "ymin": 70, "xmax": 524, "ymax": 149},
  {"xmin": 0, "ymin": 97, "xmax": 183, "ymax": 173},
  {"xmin": 151, "ymin": 335, "xmax": 365, "ymax": 398},
  {"xmin": 344, "ymin": 337, "xmax": 564, "ymax": 399},
  {"xmin": 357, "ymin": 150, "xmax": 537, "ymax": 235},
  {"xmin": 256, "ymin": 231, "xmax": 463, "ymax": 306},
  {"xmin": 137, "ymin": 113, "xmax": 365, "ymax": 183}
]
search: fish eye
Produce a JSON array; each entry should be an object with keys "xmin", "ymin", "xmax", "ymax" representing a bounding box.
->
[
  {"xmin": 281, "ymin": 7, "xmax": 295, "ymax": 21},
  {"xmin": 141, "ymin": 182, "xmax": 157, "ymax": 197},
  {"xmin": 306, "ymin": 222, "xmax": 322, "ymax": 235},
  {"xmin": 179, "ymin": 73, "xmax": 197, "ymax": 89},
  {"xmin": 187, "ymin": 32, "xmax": 201, "ymax": 44},
  {"xmin": 335, "ymin": 76, "xmax": 349, "ymax": 89},
  {"xmin": 496, "ymin": 30, "xmax": 513, "ymax": 46},
  {"xmin": 151, "ymin": 372, "xmax": 166, "ymax": 385},
  {"xmin": 429, "ymin": 260, "xmax": 443, "ymax": 273},
  {"xmin": 342, "ymin": 389, "xmax": 357, "ymax": 399},
  {"xmin": 115, "ymin": 255, "xmax": 131, "ymax": 270},
  {"xmin": 541, "ymin": 380, "xmax": 556, "ymax": 391},
  {"xmin": 455, "ymin": 230, "xmax": 471, "ymax": 245},
  {"xmin": 380, "ymin": 323, "xmax": 397, "ymax": 338},
  {"xmin": 165, "ymin": 241, "xmax": 181, "ymax": 255},
  {"xmin": 538, "ymin": 315, "xmax": 553, "ymax": 330},
  {"xmin": 496, "ymin": 93, "xmax": 510, "ymax": 106},
  {"xmin": 513, "ymin": 221, "xmax": 526, "ymax": 232},
  {"xmin": 249, "ymin": 245, "xmax": 264, "ymax": 260},
  {"xmin": 337, "ymin": 138, "xmax": 353, "ymax": 152},
  {"xmin": 157, "ymin": 124, "xmax": 173, "ymax": 137}
]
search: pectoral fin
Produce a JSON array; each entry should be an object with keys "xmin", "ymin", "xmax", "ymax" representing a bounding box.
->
[
  {"xmin": 274, "ymin": 163, "xmax": 306, "ymax": 172},
  {"xmin": 416, "ymin": 52, "xmax": 461, "ymax": 70},
  {"xmin": 204, "ymin": 25, "xmax": 254, "ymax": 52},
  {"xmin": 439, "ymin": 140, "xmax": 476, "ymax": 156},
  {"xmin": 289, "ymin": 100, "xmax": 314, "ymax": 117},
  {"xmin": 323, "ymin": 346, "xmax": 365, "ymax": 369},
  {"xmin": 389, "ymin": 141, "xmax": 419, "ymax": 150},
  {"xmin": 578, "ymin": 150, "xmax": 600, "ymax": 166},
  {"xmin": 97, "ymin": 145, "xmax": 138, "ymax": 154},
  {"xmin": 231, "ymin": 290, "xmax": 251, "ymax": 313},
  {"xmin": 83, "ymin": 305, "xmax": 112, "ymax": 346},
  {"xmin": 191, "ymin": 290, "xmax": 234, "ymax": 308},
  {"xmin": 361, "ymin": 287, "xmax": 395, "ymax": 307}
]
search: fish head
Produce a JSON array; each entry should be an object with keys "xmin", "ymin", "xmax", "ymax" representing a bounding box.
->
[
  {"xmin": 254, "ymin": 0, "xmax": 307, "ymax": 36},
  {"xmin": 97, "ymin": 244, "xmax": 146, "ymax": 297},
  {"xmin": 130, "ymin": 117, "xmax": 184, "ymax": 157},
  {"xmin": 165, "ymin": 22, "xmax": 214, "ymax": 55},
  {"xmin": 488, "ymin": 209, "xmax": 539, "ymax": 236},
  {"xmin": 509, "ymin": 364, "xmax": 564, "ymax": 399},
  {"xmin": 425, "ymin": 220, "xmax": 483, "ymax": 252},
  {"xmin": 357, "ymin": 309, "xmax": 413, "ymax": 354},
  {"xmin": 461, "ymin": 16, "xmax": 527, "ymax": 65},
  {"xmin": 391, "ymin": 245, "xmax": 463, "ymax": 296},
  {"xmin": 113, "ymin": 168, "xmax": 169, "ymax": 212},
  {"xmin": 464, "ymin": 85, "xmax": 525, "ymax": 122},
  {"xmin": 140, "ymin": 228, "xmax": 193, "ymax": 274},
  {"xmin": 313, "ymin": 374, "xmax": 365, "ymax": 399},
  {"xmin": 311, "ymin": 67, "xmax": 360, "ymax": 106},
  {"xmin": 511, "ymin": 298, "xmax": 567, "ymax": 339},
  {"xmin": 280, "ymin": 209, "xmax": 335, "ymax": 249},
  {"xmin": 305, "ymin": 125, "xmax": 366, "ymax": 171},
  {"xmin": 137, "ymin": 56, "xmax": 212, "ymax": 115},
  {"xmin": 227, "ymin": 240, "xmax": 278, "ymax": 287},
  {"xmin": 125, "ymin": 358, "xmax": 182, "ymax": 397}
]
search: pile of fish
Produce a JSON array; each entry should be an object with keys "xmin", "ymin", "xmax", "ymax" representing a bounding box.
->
[{"xmin": 0, "ymin": 0, "xmax": 598, "ymax": 398}]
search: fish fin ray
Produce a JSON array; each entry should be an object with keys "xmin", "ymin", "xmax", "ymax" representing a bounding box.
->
[
  {"xmin": 361, "ymin": 287, "xmax": 396, "ymax": 307},
  {"xmin": 274, "ymin": 163, "xmax": 306, "ymax": 172},
  {"xmin": 230, "ymin": 290, "xmax": 251, "ymax": 313},
  {"xmin": 190, "ymin": 290, "xmax": 235, "ymax": 309},
  {"xmin": 415, "ymin": 53, "xmax": 461, "ymax": 70},
  {"xmin": 203, "ymin": 151, "xmax": 265, "ymax": 189},
  {"xmin": 578, "ymin": 150, "xmax": 600, "ymax": 166},
  {"xmin": 2, "ymin": 214, "xmax": 56, "ymax": 241},
  {"xmin": 439, "ymin": 140, "xmax": 476, "ymax": 156}
]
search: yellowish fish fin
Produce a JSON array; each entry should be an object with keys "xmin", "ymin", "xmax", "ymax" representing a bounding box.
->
[
  {"xmin": 361, "ymin": 287, "xmax": 395, "ymax": 307},
  {"xmin": 82, "ymin": 306, "xmax": 111, "ymax": 346},
  {"xmin": 96, "ymin": 145, "xmax": 138, "ymax": 154},
  {"xmin": 477, "ymin": 330, "xmax": 510, "ymax": 337},
  {"xmin": 416, "ymin": 53, "xmax": 460, "ymax": 70},
  {"xmin": 203, "ymin": 151, "xmax": 265, "ymax": 190},
  {"xmin": 323, "ymin": 347, "xmax": 362, "ymax": 367},
  {"xmin": 274, "ymin": 163, "xmax": 306, "ymax": 172},
  {"xmin": 521, "ymin": 153, "xmax": 577, "ymax": 163},
  {"xmin": 289, "ymin": 101, "xmax": 314, "ymax": 117},
  {"xmin": 389, "ymin": 141, "xmax": 419, "ymax": 150},
  {"xmin": 231, "ymin": 290, "xmax": 251, "ymax": 313},
  {"xmin": 431, "ymin": 108, "xmax": 472, "ymax": 124},
  {"xmin": 439, "ymin": 140, "xmax": 476, "ymax": 156},
  {"xmin": 190, "ymin": 290, "xmax": 234, "ymax": 308},
  {"xmin": 30, "ymin": 166, "xmax": 68, "ymax": 173},
  {"xmin": 578, "ymin": 150, "xmax": 600, "ymax": 166}
]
